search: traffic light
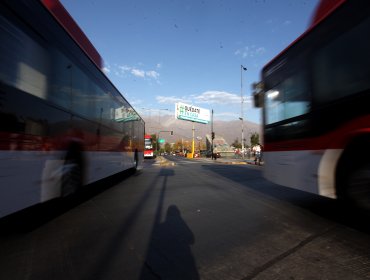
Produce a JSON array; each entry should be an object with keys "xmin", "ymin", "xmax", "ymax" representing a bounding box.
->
[
  {"xmin": 171, "ymin": 131, "xmax": 173, "ymax": 135},
  {"xmin": 211, "ymin": 132, "xmax": 215, "ymax": 139}
]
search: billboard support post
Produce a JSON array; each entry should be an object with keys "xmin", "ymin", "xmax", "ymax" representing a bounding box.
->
[{"xmin": 192, "ymin": 122, "xmax": 195, "ymax": 158}]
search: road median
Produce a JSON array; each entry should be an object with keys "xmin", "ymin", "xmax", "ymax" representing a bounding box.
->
[{"xmin": 155, "ymin": 156, "xmax": 176, "ymax": 166}]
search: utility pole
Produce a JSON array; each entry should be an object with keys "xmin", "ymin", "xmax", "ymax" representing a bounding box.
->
[
  {"xmin": 211, "ymin": 109, "xmax": 214, "ymax": 160},
  {"xmin": 240, "ymin": 65, "xmax": 247, "ymax": 159}
]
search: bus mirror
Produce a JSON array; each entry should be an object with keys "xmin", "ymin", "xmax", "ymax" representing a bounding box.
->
[
  {"xmin": 253, "ymin": 92, "xmax": 264, "ymax": 108},
  {"xmin": 252, "ymin": 82, "xmax": 264, "ymax": 108}
]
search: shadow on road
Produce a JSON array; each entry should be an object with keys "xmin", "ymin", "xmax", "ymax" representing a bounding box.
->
[
  {"xmin": 201, "ymin": 164, "xmax": 370, "ymax": 234},
  {"xmin": 141, "ymin": 205, "xmax": 199, "ymax": 280},
  {"xmin": 140, "ymin": 168, "xmax": 199, "ymax": 280},
  {"xmin": 0, "ymin": 166, "xmax": 200, "ymax": 279}
]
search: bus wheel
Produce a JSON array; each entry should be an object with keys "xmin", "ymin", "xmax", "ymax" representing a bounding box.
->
[
  {"xmin": 345, "ymin": 164, "xmax": 370, "ymax": 211},
  {"xmin": 62, "ymin": 149, "xmax": 83, "ymax": 197}
]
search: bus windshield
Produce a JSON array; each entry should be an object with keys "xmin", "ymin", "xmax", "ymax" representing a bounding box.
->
[
  {"xmin": 145, "ymin": 138, "xmax": 153, "ymax": 149},
  {"xmin": 264, "ymin": 70, "xmax": 310, "ymax": 125}
]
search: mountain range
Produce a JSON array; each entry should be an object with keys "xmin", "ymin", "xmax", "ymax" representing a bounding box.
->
[{"xmin": 143, "ymin": 114, "xmax": 261, "ymax": 146}]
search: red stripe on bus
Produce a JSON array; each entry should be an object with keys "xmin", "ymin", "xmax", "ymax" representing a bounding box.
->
[
  {"xmin": 0, "ymin": 132, "xmax": 142, "ymax": 152},
  {"xmin": 309, "ymin": 0, "xmax": 346, "ymax": 27},
  {"xmin": 264, "ymin": 115, "xmax": 370, "ymax": 152}
]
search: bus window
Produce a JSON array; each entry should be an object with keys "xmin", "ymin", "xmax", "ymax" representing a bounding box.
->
[
  {"xmin": 265, "ymin": 71, "xmax": 309, "ymax": 124},
  {"xmin": 0, "ymin": 15, "xmax": 48, "ymax": 100},
  {"xmin": 49, "ymin": 49, "xmax": 72, "ymax": 110},
  {"xmin": 0, "ymin": 15, "xmax": 19, "ymax": 88},
  {"xmin": 313, "ymin": 16, "xmax": 370, "ymax": 104},
  {"xmin": 71, "ymin": 64, "xmax": 98, "ymax": 119}
]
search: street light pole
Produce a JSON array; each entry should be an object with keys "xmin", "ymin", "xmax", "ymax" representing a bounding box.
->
[
  {"xmin": 191, "ymin": 122, "xmax": 195, "ymax": 158},
  {"xmin": 211, "ymin": 109, "xmax": 214, "ymax": 160},
  {"xmin": 240, "ymin": 65, "xmax": 247, "ymax": 158},
  {"xmin": 158, "ymin": 108, "xmax": 169, "ymax": 130}
]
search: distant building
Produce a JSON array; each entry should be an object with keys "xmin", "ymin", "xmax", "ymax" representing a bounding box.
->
[{"xmin": 205, "ymin": 134, "xmax": 234, "ymax": 157}]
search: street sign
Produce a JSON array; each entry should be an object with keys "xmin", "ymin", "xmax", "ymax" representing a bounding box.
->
[{"xmin": 158, "ymin": 139, "xmax": 165, "ymax": 143}]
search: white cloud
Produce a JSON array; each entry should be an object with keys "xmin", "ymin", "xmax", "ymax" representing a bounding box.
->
[
  {"xmin": 255, "ymin": 47, "xmax": 266, "ymax": 55},
  {"xmin": 146, "ymin": 70, "xmax": 160, "ymax": 79},
  {"xmin": 131, "ymin": 68, "xmax": 145, "ymax": 78},
  {"xmin": 155, "ymin": 90, "xmax": 251, "ymax": 107},
  {"xmin": 194, "ymin": 91, "xmax": 241, "ymax": 104},
  {"xmin": 102, "ymin": 66, "xmax": 111, "ymax": 74},
  {"xmin": 113, "ymin": 64, "xmax": 160, "ymax": 81},
  {"xmin": 156, "ymin": 95, "xmax": 191, "ymax": 104},
  {"xmin": 112, "ymin": 65, "xmax": 130, "ymax": 77},
  {"xmin": 118, "ymin": 65, "xmax": 131, "ymax": 73},
  {"xmin": 214, "ymin": 111, "xmax": 239, "ymax": 118},
  {"xmin": 234, "ymin": 45, "xmax": 266, "ymax": 58},
  {"xmin": 156, "ymin": 63, "xmax": 162, "ymax": 69},
  {"xmin": 130, "ymin": 98, "xmax": 143, "ymax": 106}
]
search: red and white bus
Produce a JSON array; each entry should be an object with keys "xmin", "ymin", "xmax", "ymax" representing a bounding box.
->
[
  {"xmin": 0, "ymin": 0, "xmax": 144, "ymax": 218},
  {"xmin": 253, "ymin": 0, "xmax": 370, "ymax": 209},
  {"xmin": 144, "ymin": 134, "xmax": 154, "ymax": 158}
]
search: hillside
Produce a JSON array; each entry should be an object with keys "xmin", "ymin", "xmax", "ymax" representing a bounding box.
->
[{"xmin": 143, "ymin": 114, "xmax": 261, "ymax": 146}]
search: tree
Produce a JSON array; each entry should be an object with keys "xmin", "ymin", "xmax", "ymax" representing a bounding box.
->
[
  {"xmin": 183, "ymin": 140, "xmax": 192, "ymax": 152},
  {"xmin": 232, "ymin": 138, "xmax": 242, "ymax": 149},
  {"xmin": 164, "ymin": 142, "xmax": 171, "ymax": 153},
  {"xmin": 250, "ymin": 132, "xmax": 259, "ymax": 147},
  {"xmin": 174, "ymin": 140, "xmax": 183, "ymax": 152},
  {"xmin": 151, "ymin": 134, "xmax": 158, "ymax": 151},
  {"xmin": 196, "ymin": 139, "xmax": 206, "ymax": 151}
]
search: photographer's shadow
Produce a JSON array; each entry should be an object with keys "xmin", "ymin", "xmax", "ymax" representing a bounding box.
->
[{"xmin": 141, "ymin": 205, "xmax": 199, "ymax": 280}]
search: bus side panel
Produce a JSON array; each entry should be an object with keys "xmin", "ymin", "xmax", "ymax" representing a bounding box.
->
[
  {"xmin": 0, "ymin": 149, "xmax": 83, "ymax": 217},
  {"xmin": 85, "ymin": 151, "xmax": 136, "ymax": 185},
  {"xmin": 263, "ymin": 150, "xmax": 323, "ymax": 196}
]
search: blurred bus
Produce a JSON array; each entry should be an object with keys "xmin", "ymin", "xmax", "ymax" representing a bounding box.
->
[
  {"xmin": 253, "ymin": 0, "xmax": 370, "ymax": 209},
  {"xmin": 144, "ymin": 134, "xmax": 154, "ymax": 158},
  {"xmin": 0, "ymin": 0, "xmax": 144, "ymax": 218}
]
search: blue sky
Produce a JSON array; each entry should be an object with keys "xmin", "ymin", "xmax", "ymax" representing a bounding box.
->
[{"xmin": 60, "ymin": 0, "xmax": 319, "ymax": 124}]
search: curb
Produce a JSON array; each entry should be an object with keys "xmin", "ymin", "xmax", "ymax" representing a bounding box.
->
[
  {"xmin": 205, "ymin": 158, "xmax": 263, "ymax": 166},
  {"xmin": 154, "ymin": 156, "xmax": 263, "ymax": 166},
  {"xmin": 216, "ymin": 161, "xmax": 248, "ymax": 165}
]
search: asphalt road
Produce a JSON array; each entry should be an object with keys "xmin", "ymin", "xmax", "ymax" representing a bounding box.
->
[{"xmin": 1, "ymin": 156, "xmax": 370, "ymax": 280}]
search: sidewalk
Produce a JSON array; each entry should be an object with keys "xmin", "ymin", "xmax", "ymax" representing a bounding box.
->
[
  {"xmin": 194, "ymin": 156, "xmax": 264, "ymax": 166},
  {"xmin": 154, "ymin": 156, "xmax": 264, "ymax": 166}
]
